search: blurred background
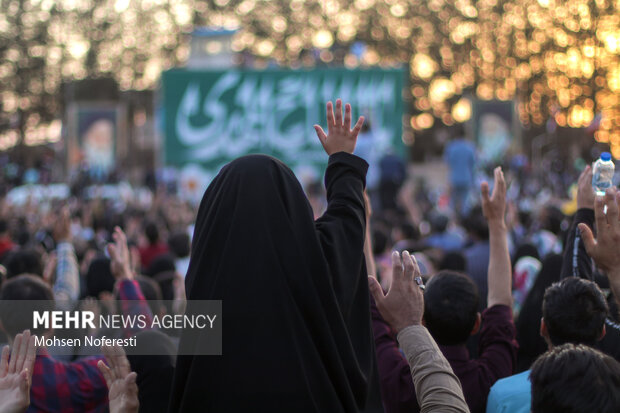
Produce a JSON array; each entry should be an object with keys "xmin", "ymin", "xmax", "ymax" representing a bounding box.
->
[{"xmin": 0, "ymin": 0, "xmax": 618, "ymax": 203}]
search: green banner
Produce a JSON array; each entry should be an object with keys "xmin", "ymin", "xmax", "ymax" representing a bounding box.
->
[{"xmin": 161, "ymin": 68, "xmax": 405, "ymax": 190}]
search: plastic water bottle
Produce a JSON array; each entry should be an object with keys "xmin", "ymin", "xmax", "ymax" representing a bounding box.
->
[{"xmin": 592, "ymin": 152, "xmax": 615, "ymax": 196}]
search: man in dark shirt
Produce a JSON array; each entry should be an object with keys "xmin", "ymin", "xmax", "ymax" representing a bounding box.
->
[{"xmin": 372, "ymin": 167, "xmax": 517, "ymax": 413}]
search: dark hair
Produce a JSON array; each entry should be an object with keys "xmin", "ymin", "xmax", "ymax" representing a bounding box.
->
[
  {"xmin": 3, "ymin": 249, "xmax": 43, "ymax": 278},
  {"xmin": 542, "ymin": 277, "xmax": 608, "ymax": 346},
  {"xmin": 513, "ymin": 243, "xmax": 540, "ymax": 264},
  {"xmin": 85, "ymin": 256, "xmax": 116, "ymax": 298},
  {"xmin": 463, "ymin": 206, "xmax": 489, "ymax": 240},
  {"xmin": 168, "ymin": 231, "xmax": 190, "ymax": 258},
  {"xmin": 530, "ymin": 344, "xmax": 620, "ymax": 413},
  {"xmin": 429, "ymin": 212, "xmax": 449, "ymax": 233},
  {"xmin": 0, "ymin": 275, "xmax": 54, "ymax": 337},
  {"xmin": 439, "ymin": 252, "xmax": 466, "ymax": 272},
  {"xmin": 424, "ymin": 271, "xmax": 479, "ymax": 345},
  {"xmin": 0, "ymin": 219, "xmax": 8, "ymax": 234},
  {"xmin": 145, "ymin": 222, "xmax": 159, "ymax": 245},
  {"xmin": 135, "ymin": 276, "xmax": 164, "ymax": 317}
]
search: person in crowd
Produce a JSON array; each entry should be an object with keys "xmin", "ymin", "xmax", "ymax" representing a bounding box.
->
[
  {"xmin": 529, "ymin": 344, "xmax": 620, "ymax": 413},
  {"xmin": 369, "ymin": 251, "xmax": 469, "ymax": 413},
  {"xmin": 462, "ymin": 206, "xmax": 490, "ymax": 309},
  {"xmin": 513, "ymin": 254, "xmax": 562, "ymax": 372},
  {"xmin": 168, "ymin": 100, "xmax": 382, "ymax": 412},
  {"xmin": 370, "ymin": 167, "xmax": 516, "ymax": 413},
  {"xmin": 424, "ymin": 212, "xmax": 465, "ymax": 252},
  {"xmin": 560, "ymin": 168, "xmax": 620, "ymax": 360},
  {"xmin": 167, "ymin": 230, "xmax": 191, "ymax": 278},
  {"xmin": 486, "ymin": 276, "xmax": 608, "ymax": 412},
  {"xmin": 138, "ymin": 221, "xmax": 168, "ymax": 271},
  {"xmin": 444, "ymin": 125, "xmax": 476, "ymax": 218}
]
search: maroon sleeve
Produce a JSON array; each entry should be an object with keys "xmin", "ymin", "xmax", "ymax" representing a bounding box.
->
[
  {"xmin": 477, "ymin": 304, "xmax": 518, "ymax": 387},
  {"xmin": 370, "ymin": 295, "xmax": 420, "ymax": 413}
]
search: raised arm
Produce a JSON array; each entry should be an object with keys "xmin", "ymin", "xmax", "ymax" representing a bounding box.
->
[
  {"xmin": 560, "ymin": 165, "xmax": 595, "ymax": 280},
  {"xmin": 314, "ymin": 100, "xmax": 369, "ymax": 315},
  {"xmin": 52, "ymin": 208, "xmax": 80, "ymax": 309},
  {"xmin": 579, "ymin": 187, "xmax": 620, "ymax": 312},
  {"xmin": 481, "ymin": 167, "xmax": 512, "ymax": 308},
  {"xmin": 369, "ymin": 252, "xmax": 469, "ymax": 413},
  {"xmin": 108, "ymin": 227, "xmax": 153, "ymax": 336}
]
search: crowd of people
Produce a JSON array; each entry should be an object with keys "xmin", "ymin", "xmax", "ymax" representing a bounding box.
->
[{"xmin": 0, "ymin": 99, "xmax": 619, "ymax": 412}]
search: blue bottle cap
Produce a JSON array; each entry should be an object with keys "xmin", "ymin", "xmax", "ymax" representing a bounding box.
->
[{"xmin": 601, "ymin": 152, "xmax": 612, "ymax": 161}]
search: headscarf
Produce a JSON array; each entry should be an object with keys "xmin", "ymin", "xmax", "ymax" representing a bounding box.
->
[
  {"xmin": 512, "ymin": 256, "xmax": 543, "ymax": 316},
  {"xmin": 168, "ymin": 153, "xmax": 381, "ymax": 412}
]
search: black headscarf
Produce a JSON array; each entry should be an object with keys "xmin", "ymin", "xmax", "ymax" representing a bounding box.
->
[{"xmin": 168, "ymin": 153, "xmax": 381, "ymax": 412}]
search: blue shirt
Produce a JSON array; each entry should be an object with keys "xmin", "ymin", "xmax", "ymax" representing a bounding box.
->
[
  {"xmin": 445, "ymin": 138, "xmax": 476, "ymax": 187},
  {"xmin": 486, "ymin": 370, "xmax": 531, "ymax": 413}
]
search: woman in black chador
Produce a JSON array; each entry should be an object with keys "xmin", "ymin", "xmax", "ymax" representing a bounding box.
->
[{"xmin": 168, "ymin": 100, "xmax": 383, "ymax": 412}]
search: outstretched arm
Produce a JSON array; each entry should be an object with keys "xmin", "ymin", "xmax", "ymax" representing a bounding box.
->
[
  {"xmin": 482, "ymin": 167, "xmax": 512, "ymax": 308},
  {"xmin": 314, "ymin": 100, "xmax": 369, "ymax": 315},
  {"xmin": 579, "ymin": 187, "xmax": 620, "ymax": 312},
  {"xmin": 0, "ymin": 330, "xmax": 37, "ymax": 413}
]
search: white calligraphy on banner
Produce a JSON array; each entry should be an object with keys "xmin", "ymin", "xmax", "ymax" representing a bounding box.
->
[{"xmin": 173, "ymin": 71, "xmax": 399, "ymax": 163}]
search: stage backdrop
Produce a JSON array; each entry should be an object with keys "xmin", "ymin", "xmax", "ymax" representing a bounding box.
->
[{"xmin": 161, "ymin": 68, "xmax": 405, "ymax": 200}]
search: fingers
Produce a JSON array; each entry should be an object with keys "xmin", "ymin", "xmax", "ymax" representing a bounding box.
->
[
  {"xmin": 494, "ymin": 167, "xmax": 506, "ymax": 196},
  {"xmin": 402, "ymin": 250, "xmax": 415, "ymax": 281},
  {"xmin": 578, "ymin": 223, "xmax": 596, "ymax": 255},
  {"xmin": 15, "ymin": 330, "xmax": 31, "ymax": 372},
  {"xmin": 480, "ymin": 181, "xmax": 490, "ymax": 202},
  {"xmin": 125, "ymin": 371, "xmax": 138, "ymax": 387},
  {"xmin": 605, "ymin": 188, "xmax": 619, "ymax": 233},
  {"xmin": 391, "ymin": 251, "xmax": 404, "ymax": 284},
  {"xmin": 579, "ymin": 165, "xmax": 592, "ymax": 184},
  {"xmin": 107, "ymin": 244, "xmax": 118, "ymax": 261},
  {"xmin": 594, "ymin": 196, "xmax": 607, "ymax": 237},
  {"xmin": 97, "ymin": 360, "xmax": 114, "ymax": 388},
  {"xmin": 344, "ymin": 103, "xmax": 352, "ymax": 130},
  {"xmin": 0, "ymin": 345, "xmax": 9, "ymax": 378},
  {"xmin": 335, "ymin": 99, "xmax": 342, "ymax": 126},
  {"xmin": 368, "ymin": 276, "xmax": 386, "ymax": 305},
  {"xmin": 326, "ymin": 101, "xmax": 335, "ymax": 133},
  {"xmin": 101, "ymin": 345, "xmax": 117, "ymax": 381},
  {"xmin": 113, "ymin": 345, "xmax": 131, "ymax": 378},
  {"xmin": 351, "ymin": 116, "xmax": 364, "ymax": 137},
  {"xmin": 8, "ymin": 333, "xmax": 22, "ymax": 374},
  {"xmin": 24, "ymin": 334, "xmax": 36, "ymax": 381},
  {"xmin": 313, "ymin": 125, "xmax": 327, "ymax": 146}
]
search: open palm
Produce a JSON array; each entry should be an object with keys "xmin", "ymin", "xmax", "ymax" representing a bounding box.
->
[
  {"xmin": 0, "ymin": 330, "xmax": 36, "ymax": 413},
  {"xmin": 97, "ymin": 345, "xmax": 139, "ymax": 413}
]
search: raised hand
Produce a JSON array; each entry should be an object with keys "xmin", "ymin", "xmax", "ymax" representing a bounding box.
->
[
  {"xmin": 97, "ymin": 345, "xmax": 139, "ymax": 413},
  {"xmin": 314, "ymin": 99, "xmax": 364, "ymax": 155},
  {"xmin": 0, "ymin": 330, "xmax": 37, "ymax": 413},
  {"xmin": 368, "ymin": 251, "xmax": 424, "ymax": 332},
  {"xmin": 481, "ymin": 167, "xmax": 507, "ymax": 225},
  {"xmin": 482, "ymin": 167, "xmax": 512, "ymax": 308},
  {"xmin": 52, "ymin": 207, "xmax": 72, "ymax": 243},
  {"xmin": 107, "ymin": 227, "xmax": 133, "ymax": 280},
  {"xmin": 577, "ymin": 165, "xmax": 595, "ymax": 210},
  {"xmin": 579, "ymin": 188, "xmax": 620, "ymax": 274}
]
